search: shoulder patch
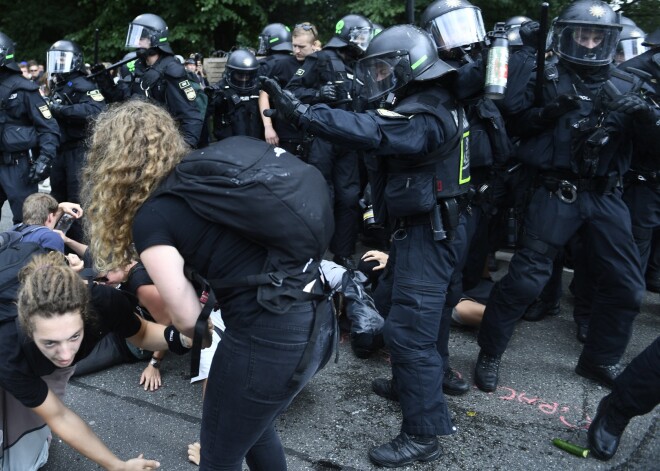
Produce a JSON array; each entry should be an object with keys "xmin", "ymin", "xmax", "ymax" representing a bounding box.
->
[
  {"xmin": 38, "ymin": 104, "xmax": 52, "ymax": 119},
  {"xmin": 295, "ymin": 68, "xmax": 305, "ymax": 76},
  {"xmin": 87, "ymin": 89, "xmax": 105, "ymax": 101},
  {"xmin": 178, "ymin": 80, "xmax": 191, "ymax": 89},
  {"xmin": 376, "ymin": 109, "xmax": 410, "ymax": 119}
]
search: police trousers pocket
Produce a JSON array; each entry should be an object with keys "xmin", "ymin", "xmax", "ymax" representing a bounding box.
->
[
  {"xmin": 385, "ymin": 173, "xmax": 436, "ymax": 218},
  {"xmin": 2, "ymin": 126, "xmax": 38, "ymax": 152}
]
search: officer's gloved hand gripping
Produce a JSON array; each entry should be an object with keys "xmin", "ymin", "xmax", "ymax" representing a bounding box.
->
[
  {"xmin": 260, "ymin": 77, "xmax": 309, "ymax": 124},
  {"xmin": 519, "ymin": 20, "xmax": 541, "ymax": 49},
  {"xmin": 538, "ymin": 94, "xmax": 581, "ymax": 122},
  {"xmin": 27, "ymin": 154, "xmax": 52, "ymax": 184},
  {"xmin": 608, "ymin": 93, "xmax": 654, "ymax": 119}
]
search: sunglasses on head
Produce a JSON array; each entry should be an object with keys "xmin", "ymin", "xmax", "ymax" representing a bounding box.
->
[{"xmin": 295, "ymin": 23, "xmax": 318, "ymax": 37}]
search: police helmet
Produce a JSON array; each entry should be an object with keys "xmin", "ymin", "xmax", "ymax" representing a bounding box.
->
[
  {"xmin": 126, "ymin": 13, "xmax": 173, "ymax": 55},
  {"xmin": 257, "ymin": 23, "xmax": 292, "ymax": 56},
  {"xmin": 643, "ymin": 28, "xmax": 660, "ymax": 48},
  {"xmin": 325, "ymin": 14, "xmax": 373, "ymax": 55},
  {"xmin": 0, "ymin": 32, "xmax": 16, "ymax": 69},
  {"xmin": 354, "ymin": 25, "xmax": 455, "ymax": 104},
  {"xmin": 420, "ymin": 0, "xmax": 486, "ymax": 52},
  {"xmin": 225, "ymin": 49, "xmax": 259, "ymax": 92},
  {"xmin": 615, "ymin": 18, "xmax": 647, "ymax": 63},
  {"xmin": 47, "ymin": 40, "xmax": 84, "ymax": 79},
  {"xmin": 551, "ymin": 0, "xmax": 621, "ymax": 66}
]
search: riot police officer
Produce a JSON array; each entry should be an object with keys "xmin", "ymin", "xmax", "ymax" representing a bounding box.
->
[
  {"xmin": 286, "ymin": 14, "xmax": 373, "ymax": 269},
  {"xmin": 210, "ymin": 48, "xmax": 263, "ymax": 141},
  {"xmin": 95, "ymin": 13, "xmax": 203, "ymax": 148},
  {"xmin": 46, "ymin": 39, "xmax": 106, "ymax": 241},
  {"xmin": 264, "ymin": 24, "xmax": 469, "ymax": 467},
  {"xmin": 0, "ymin": 32, "xmax": 59, "ymax": 223},
  {"xmin": 257, "ymin": 23, "xmax": 301, "ymax": 153},
  {"xmin": 474, "ymin": 0, "xmax": 660, "ymax": 393}
]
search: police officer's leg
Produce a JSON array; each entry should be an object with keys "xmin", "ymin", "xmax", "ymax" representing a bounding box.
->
[
  {"xmin": 65, "ymin": 147, "xmax": 86, "ymax": 243},
  {"xmin": 577, "ymin": 192, "xmax": 644, "ymax": 374},
  {"xmin": 589, "ymin": 336, "xmax": 660, "ymax": 460},
  {"xmin": 383, "ymin": 224, "xmax": 456, "ymax": 437},
  {"xmin": 623, "ymin": 183, "xmax": 660, "ymax": 275},
  {"xmin": 330, "ymin": 148, "xmax": 360, "ymax": 261},
  {"xmin": 49, "ymin": 151, "xmax": 67, "ymax": 204},
  {"xmin": 476, "ymin": 188, "xmax": 581, "ymax": 391},
  {"xmin": 0, "ymin": 157, "xmax": 37, "ymax": 223},
  {"xmin": 523, "ymin": 249, "xmax": 564, "ymax": 321},
  {"xmin": 647, "ymin": 229, "xmax": 660, "ymax": 292}
]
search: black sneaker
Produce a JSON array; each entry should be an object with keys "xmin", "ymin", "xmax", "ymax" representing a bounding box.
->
[
  {"xmin": 474, "ymin": 351, "xmax": 501, "ymax": 392},
  {"xmin": 575, "ymin": 357, "xmax": 622, "ymax": 388},
  {"xmin": 443, "ymin": 367, "xmax": 469, "ymax": 396},
  {"xmin": 369, "ymin": 432, "xmax": 442, "ymax": 467}
]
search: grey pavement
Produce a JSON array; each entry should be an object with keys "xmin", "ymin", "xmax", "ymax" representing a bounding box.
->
[{"xmin": 2, "ymin": 201, "xmax": 658, "ymax": 470}]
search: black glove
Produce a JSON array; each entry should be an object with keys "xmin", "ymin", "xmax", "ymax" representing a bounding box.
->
[
  {"xmin": 519, "ymin": 21, "xmax": 540, "ymax": 50},
  {"xmin": 90, "ymin": 63, "xmax": 116, "ymax": 94},
  {"xmin": 539, "ymin": 94, "xmax": 580, "ymax": 121},
  {"xmin": 260, "ymin": 76, "xmax": 308, "ymax": 123},
  {"xmin": 27, "ymin": 155, "xmax": 52, "ymax": 183},
  {"xmin": 49, "ymin": 98, "xmax": 64, "ymax": 117},
  {"xmin": 608, "ymin": 93, "xmax": 653, "ymax": 118},
  {"xmin": 315, "ymin": 82, "xmax": 338, "ymax": 103}
]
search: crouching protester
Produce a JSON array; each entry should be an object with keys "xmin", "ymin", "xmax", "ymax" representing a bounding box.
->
[
  {"xmin": 0, "ymin": 251, "xmax": 198, "ymax": 470},
  {"xmin": 81, "ymin": 100, "xmax": 336, "ymax": 470}
]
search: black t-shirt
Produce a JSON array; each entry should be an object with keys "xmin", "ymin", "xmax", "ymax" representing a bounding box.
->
[
  {"xmin": 132, "ymin": 194, "xmax": 268, "ymax": 326},
  {"xmin": 0, "ymin": 283, "xmax": 141, "ymax": 408}
]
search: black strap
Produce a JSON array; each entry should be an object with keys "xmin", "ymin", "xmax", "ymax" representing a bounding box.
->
[{"xmin": 521, "ymin": 233, "xmax": 559, "ymax": 259}]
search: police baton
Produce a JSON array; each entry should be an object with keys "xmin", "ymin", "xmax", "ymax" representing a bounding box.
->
[
  {"xmin": 534, "ymin": 2, "xmax": 550, "ymax": 107},
  {"xmin": 88, "ymin": 50, "xmax": 144, "ymax": 78},
  {"xmin": 93, "ymin": 28, "xmax": 99, "ymax": 65}
]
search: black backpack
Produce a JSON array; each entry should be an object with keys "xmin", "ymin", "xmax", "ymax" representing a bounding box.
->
[
  {"xmin": 0, "ymin": 227, "xmax": 47, "ymax": 322},
  {"xmin": 152, "ymin": 136, "xmax": 334, "ymax": 377}
]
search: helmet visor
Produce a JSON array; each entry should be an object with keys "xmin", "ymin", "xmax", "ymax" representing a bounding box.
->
[
  {"xmin": 349, "ymin": 26, "xmax": 373, "ymax": 52},
  {"xmin": 47, "ymin": 50, "xmax": 75, "ymax": 76},
  {"xmin": 555, "ymin": 24, "xmax": 620, "ymax": 65},
  {"xmin": 126, "ymin": 23, "xmax": 152, "ymax": 49},
  {"xmin": 227, "ymin": 69, "xmax": 258, "ymax": 91},
  {"xmin": 355, "ymin": 52, "xmax": 412, "ymax": 103},
  {"xmin": 615, "ymin": 38, "xmax": 648, "ymax": 63},
  {"xmin": 426, "ymin": 7, "xmax": 486, "ymax": 50}
]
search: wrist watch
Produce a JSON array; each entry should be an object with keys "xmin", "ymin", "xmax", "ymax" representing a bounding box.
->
[{"xmin": 150, "ymin": 357, "xmax": 161, "ymax": 369}]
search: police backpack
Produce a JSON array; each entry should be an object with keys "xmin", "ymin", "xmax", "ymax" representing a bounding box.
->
[{"xmin": 0, "ymin": 228, "xmax": 47, "ymax": 322}]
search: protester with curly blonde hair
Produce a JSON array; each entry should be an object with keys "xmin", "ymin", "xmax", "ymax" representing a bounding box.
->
[{"xmin": 81, "ymin": 100, "xmax": 335, "ymax": 469}]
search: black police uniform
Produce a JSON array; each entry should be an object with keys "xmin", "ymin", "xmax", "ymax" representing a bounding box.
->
[
  {"xmin": 478, "ymin": 57, "xmax": 660, "ymax": 374},
  {"xmin": 210, "ymin": 77, "xmax": 263, "ymax": 141},
  {"xmin": 129, "ymin": 54, "xmax": 203, "ymax": 148},
  {"xmin": 258, "ymin": 53, "xmax": 301, "ymax": 154},
  {"xmin": 0, "ymin": 68, "xmax": 59, "ymax": 223},
  {"xmin": 286, "ymin": 48, "xmax": 361, "ymax": 262},
  {"xmin": 298, "ymin": 84, "xmax": 470, "ymax": 437},
  {"xmin": 49, "ymin": 71, "xmax": 106, "ymax": 209}
]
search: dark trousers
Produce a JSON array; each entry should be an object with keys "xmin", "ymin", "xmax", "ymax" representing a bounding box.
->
[
  {"xmin": 479, "ymin": 187, "xmax": 644, "ymax": 365},
  {"xmin": 199, "ymin": 301, "xmax": 334, "ymax": 470},
  {"xmin": 623, "ymin": 182, "xmax": 660, "ymax": 275},
  {"xmin": 308, "ymin": 137, "xmax": 360, "ymax": 258},
  {"xmin": 610, "ymin": 336, "xmax": 660, "ymax": 420},
  {"xmin": 383, "ymin": 223, "xmax": 463, "ymax": 436},
  {"xmin": 0, "ymin": 157, "xmax": 37, "ymax": 223},
  {"xmin": 50, "ymin": 144, "xmax": 86, "ymax": 242}
]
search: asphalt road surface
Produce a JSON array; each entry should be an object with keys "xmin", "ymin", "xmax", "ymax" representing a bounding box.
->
[{"xmin": 2, "ymin": 201, "xmax": 658, "ymax": 470}]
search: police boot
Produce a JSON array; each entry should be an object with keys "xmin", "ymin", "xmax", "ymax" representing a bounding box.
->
[
  {"xmin": 575, "ymin": 355, "xmax": 623, "ymax": 388},
  {"xmin": 369, "ymin": 432, "xmax": 442, "ymax": 467},
  {"xmin": 372, "ymin": 378, "xmax": 399, "ymax": 402},
  {"xmin": 474, "ymin": 350, "xmax": 501, "ymax": 392},
  {"xmin": 443, "ymin": 367, "xmax": 469, "ymax": 396},
  {"xmin": 588, "ymin": 395, "xmax": 630, "ymax": 461},
  {"xmin": 522, "ymin": 298, "xmax": 560, "ymax": 322}
]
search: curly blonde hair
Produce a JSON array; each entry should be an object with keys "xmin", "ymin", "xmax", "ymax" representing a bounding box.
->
[
  {"xmin": 81, "ymin": 100, "xmax": 189, "ymax": 273},
  {"xmin": 18, "ymin": 252, "xmax": 90, "ymax": 338}
]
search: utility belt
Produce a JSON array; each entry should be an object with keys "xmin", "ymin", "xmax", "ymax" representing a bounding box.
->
[
  {"xmin": 398, "ymin": 194, "xmax": 470, "ymax": 241},
  {"xmin": 624, "ymin": 169, "xmax": 660, "ymax": 192},
  {"xmin": 537, "ymin": 171, "xmax": 621, "ymax": 203},
  {"xmin": 1, "ymin": 150, "xmax": 30, "ymax": 166}
]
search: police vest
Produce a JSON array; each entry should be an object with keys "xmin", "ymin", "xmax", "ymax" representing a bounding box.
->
[
  {"xmin": 51, "ymin": 73, "xmax": 104, "ymax": 142},
  {"xmin": 315, "ymin": 49, "xmax": 354, "ymax": 110},
  {"xmin": 389, "ymin": 86, "xmax": 471, "ymax": 199},
  {"xmin": 213, "ymin": 81, "xmax": 262, "ymax": 140},
  {"xmin": 0, "ymin": 72, "xmax": 41, "ymax": 153}
]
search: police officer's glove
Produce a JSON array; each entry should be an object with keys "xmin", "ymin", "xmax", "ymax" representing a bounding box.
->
[
  {"xmin": 519, "ymin": 21, "xmax": 540, "ymax": 50},
  {"xmin": 314, "ymin": 82, "xmax": 338, "ymax": 103},
  {"xmin": 539, "ymin": 94, "xmax": 580, "ymax": 121},
  {"xmin": 27, "ymin": 155, "xmax": 52, "ymax": 184},
  {"xmin": 89, "ymin": 63, "xmax": 116, "ymax": 94},
  {"xmin": 608, "ymin": 93, "xmax": 654, "ymax": 119},
  {"xmin": 49, "ymin": 98, "xmax": 64, "ymax": 117},
  {"xmin": 259, "ymin": 77, "xmax": 309, "ymax": 123}
]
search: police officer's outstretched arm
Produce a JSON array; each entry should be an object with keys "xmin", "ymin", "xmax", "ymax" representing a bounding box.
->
[
  {"xmin": 26, "ymin": 91, "xmax": 60, "ymax": 183},
  {"xmin": 163, "ymin": 64, "xmax": 204, "ymax": 148}
]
